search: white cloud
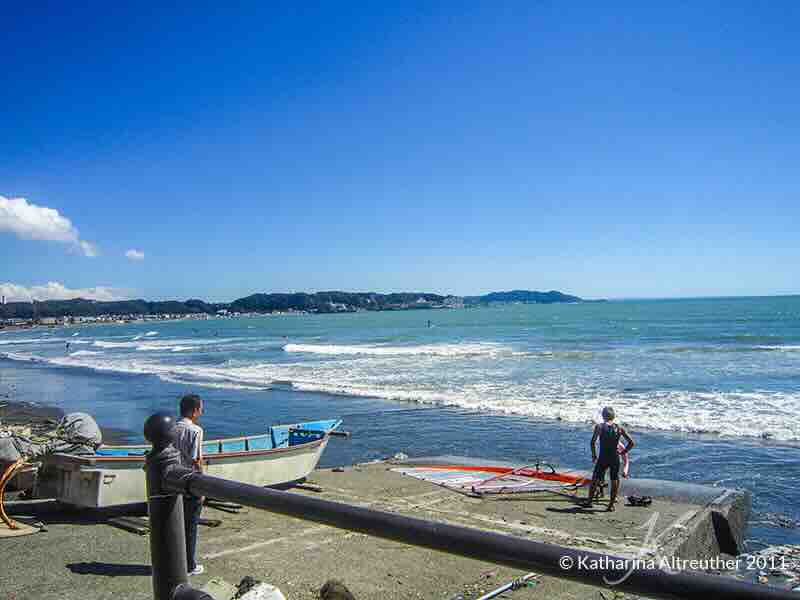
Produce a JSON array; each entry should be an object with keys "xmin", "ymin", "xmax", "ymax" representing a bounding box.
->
[
  {"xmin": 0, "ymin": 195, "xmax": 99, "ymax": 257},
  {"xmin": 80, "ymin": 240, "xmax": 99, "ymax": 257},
  {"xmin": 0, "ymin": 282, "xmax": 129, "ymax": 303},
  {"xmin": 125, "ymin": 249, "xmax": 145, "ymax": 260}
]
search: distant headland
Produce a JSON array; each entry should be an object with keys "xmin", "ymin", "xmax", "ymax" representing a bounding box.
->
[{"xmin": 0, "ymin": 289, "xmax": 596, "ymax": 322}]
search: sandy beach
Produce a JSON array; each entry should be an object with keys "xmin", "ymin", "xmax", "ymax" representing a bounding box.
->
[{"xmin": 0, "ymin": 400, "xmax": 62, "ymax": 431}]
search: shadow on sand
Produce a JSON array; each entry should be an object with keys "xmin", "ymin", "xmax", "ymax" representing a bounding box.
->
[
  {"xmin": 546, "ymin": 505, "xmax": 607, "ymax": 515},
  {"xmin": 67, "ymin": 562, "xmax": 151, "ymax": 577},
  {"xmin": 6, "ymin": 499, "xmax": 147, "ymax": 525}
]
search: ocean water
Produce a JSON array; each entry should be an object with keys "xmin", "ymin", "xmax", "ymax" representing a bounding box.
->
[{"xmin": 1, "ymin": 296, "xmax": 799, "ymax": 549}]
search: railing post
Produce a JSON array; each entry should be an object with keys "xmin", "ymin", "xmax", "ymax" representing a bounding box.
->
[{"xmin": 145, "ymin": 413, "xmax": 190, "ymax": 600}]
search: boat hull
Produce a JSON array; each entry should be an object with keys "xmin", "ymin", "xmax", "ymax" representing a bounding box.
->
[{"xmin": 38, "ymin": 436, "xmax": 331, "ymax": 508}]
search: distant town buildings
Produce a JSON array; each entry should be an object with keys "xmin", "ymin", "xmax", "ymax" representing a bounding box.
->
[{"xmin": 0, "ymin": 312, "xmax": 218, "ymax": 330}]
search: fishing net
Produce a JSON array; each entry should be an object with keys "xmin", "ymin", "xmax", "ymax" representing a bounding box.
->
[
  {"xmin": 0, "ymin": 412, "xmax": 102, "ymax": 462},
  {"xmin": 0, "ymin": 439, "xmax": 21, "ymax": 463}
]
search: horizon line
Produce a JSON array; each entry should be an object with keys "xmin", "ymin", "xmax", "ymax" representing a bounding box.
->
[{"xmin": 3, "ymin": 290, "xmax": 799, "ymax": 305}]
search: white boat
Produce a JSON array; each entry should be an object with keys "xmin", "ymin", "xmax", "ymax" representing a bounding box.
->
[{"xmin": 36, "ymin": 419, "xmax": 342, "ymax": 508}]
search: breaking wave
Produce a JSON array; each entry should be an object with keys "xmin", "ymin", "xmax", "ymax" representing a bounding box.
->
[
  {"xmin": 0, "ymin": 352, "xmax": 43, "ymax": 362},
  {"xmin": 654, "ymin": 345, "xmax": 800, "ymax": 354},
  {"xmin": 134, "ymin": 343, "xmax": 193, "ymax": 352},
  {"xmin": 0, "ymin": 338, "xmax": 55, "ymax": 346},
  {"xmin": 283, "ymin": 342, "xmax": 508, "ymax": 357},
  {"xmin": 91, "ymin": 338, "xmax": 223, "ymax": 352},
  {"xmin": 94, "ymin": 340, "xmax": 133, "ymax": 349}
]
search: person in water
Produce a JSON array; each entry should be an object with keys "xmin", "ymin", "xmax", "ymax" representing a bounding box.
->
[{"xmin": 584, "ymin": 406, "xmax": 634, "ymax": 511}]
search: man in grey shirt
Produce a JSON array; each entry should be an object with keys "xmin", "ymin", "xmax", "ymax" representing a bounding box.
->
[{"xmin": 175, "ymin": 394, "xmax": 205, "ymax": 576}]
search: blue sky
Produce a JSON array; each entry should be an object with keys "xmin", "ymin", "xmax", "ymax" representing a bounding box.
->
[{"xmin": 1, "ymin": 2, "xmax": 798, "ymax": 301}]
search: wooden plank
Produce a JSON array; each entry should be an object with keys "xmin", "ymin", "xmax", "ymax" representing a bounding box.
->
[
  {"xmin": 293, "ymin": 482, "xmax": 324, "ymax": 493},
  {"xmin": 108, "ymin": 516, "xmax": 150, "ymax": 535},
  {"xmin": 199, "ymin": 517, "xmax": 222, "ymax": 528}
]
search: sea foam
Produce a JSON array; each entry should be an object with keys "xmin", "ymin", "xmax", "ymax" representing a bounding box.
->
[{"xmin": 283, "ymin": 342, "xmax": 506, "ymax": 357}]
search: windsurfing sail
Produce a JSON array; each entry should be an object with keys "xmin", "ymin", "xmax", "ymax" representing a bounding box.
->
[{"xmin": 391, "ymin": 463, "xmax": 591, "ymax": 498}]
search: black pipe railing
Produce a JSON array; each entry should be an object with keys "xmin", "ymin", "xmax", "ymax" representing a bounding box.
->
[
  {"xmin": 144, "ymin": 415, "xmax": 191, "ymax": 600},
  {"xmin": 143, "ymin": 413, "xmax": 795, "ymax": 600}
]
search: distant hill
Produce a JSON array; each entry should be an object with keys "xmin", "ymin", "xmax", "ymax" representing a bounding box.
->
[
  {"xmin": 228, "ymin": 291, "xmax": 447, "ymax": 313},
  {"xmin": 0, "ymin": 289, "xmax": 587, "ymax": 319},
  {"xmin": 0, "ymin": 291, "xmax": 451, "ymax": 318},
  {"xmin": 464, "ymin": 290, "xmax": 583, "ymax": 305}
]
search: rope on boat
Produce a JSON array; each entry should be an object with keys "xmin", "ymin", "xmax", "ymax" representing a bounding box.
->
[{"xmin": 0, "ymin": 459, "xmax": 27, "ymax": 530}]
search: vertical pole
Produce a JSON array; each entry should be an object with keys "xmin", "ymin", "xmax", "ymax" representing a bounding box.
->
[{"xmin": 145, "ymin": 413, "xmax": 189, "ymax": 600}]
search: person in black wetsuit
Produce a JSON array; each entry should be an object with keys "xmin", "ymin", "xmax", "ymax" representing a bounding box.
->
[{"xmin": 583, "ymin": 406, "xmax": 634, "ymax": 511}]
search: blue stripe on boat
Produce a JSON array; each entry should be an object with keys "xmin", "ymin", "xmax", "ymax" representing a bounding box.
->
[
  {"xmin": 248, "ymin": 436, "xmax": 271, "ymax": 451},
  {"xmin": 221, "ymin": 440, "xmax": 246, "ymax": 452},
  {"xmin": 96, "ymin": 447, "xmax": 148, "ymax": 457}
]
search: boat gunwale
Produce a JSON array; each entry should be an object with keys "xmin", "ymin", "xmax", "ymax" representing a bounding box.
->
[
  {"xmin": 86, "ymin": 435, "xmax": 329, "ymax": 463},
  {"xmin": 98, "ymin": 419, "xmax": 341, "ymax": 452},
  {"xmin": 49, "ymin": 436, "xmax": 329, "ymax": 466},
  {"xmin": 100, "ymin": 431, "xmax": 262, "ymax": 451}
]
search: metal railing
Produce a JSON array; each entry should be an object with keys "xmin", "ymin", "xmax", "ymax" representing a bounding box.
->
[{"xmin": 143, "ymin": 413, "xmax": 795, "ymax": 600}]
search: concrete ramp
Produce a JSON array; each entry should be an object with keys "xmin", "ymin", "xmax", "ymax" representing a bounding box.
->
[
  {"xmin": 397, "ymin": 455, "xmax": 751, "ymax": 558},
  {"xmin": 0, "ymin": 456, "xmax": 757, "ymax": 600}
]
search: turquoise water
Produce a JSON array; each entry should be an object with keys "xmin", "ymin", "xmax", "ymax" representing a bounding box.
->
[{"xmin": 1, "ymin": 296, "xmax": 799, "ymax": 548}]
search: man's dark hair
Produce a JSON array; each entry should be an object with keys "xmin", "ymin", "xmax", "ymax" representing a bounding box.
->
[{"xmin": 180, "ymin": 394, "xmax": 202, "ymax": 417}]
